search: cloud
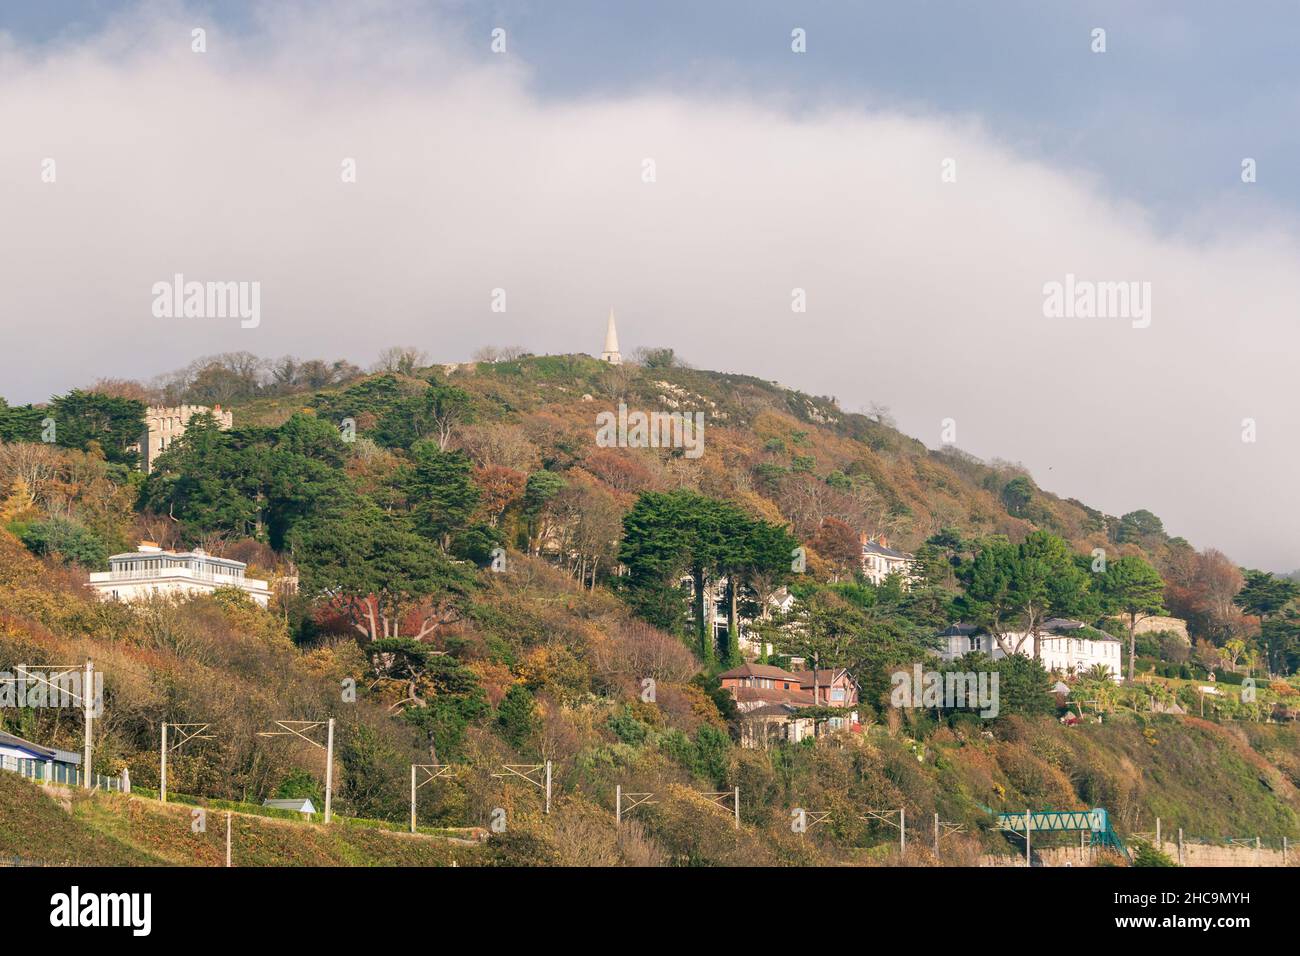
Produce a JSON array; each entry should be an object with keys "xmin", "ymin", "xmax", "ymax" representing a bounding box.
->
[{"xmin": 1, "ymin": 1, "xmax": 1296, "ymax": 568}]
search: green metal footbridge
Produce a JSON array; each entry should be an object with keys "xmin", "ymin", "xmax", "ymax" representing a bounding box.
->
[{"xmin": 993, "ymin": 807, "xmax": 1131, "ymax": 863}]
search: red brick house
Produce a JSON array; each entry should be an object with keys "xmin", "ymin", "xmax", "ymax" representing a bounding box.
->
[{"xmin": 718, "ymin": 663, "xmax": 860, "ymax": 747}]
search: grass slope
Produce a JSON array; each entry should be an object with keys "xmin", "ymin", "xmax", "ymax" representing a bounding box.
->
[{"xmin": 0, "ymin": 773, "xmax": 481, "ymax": 867}]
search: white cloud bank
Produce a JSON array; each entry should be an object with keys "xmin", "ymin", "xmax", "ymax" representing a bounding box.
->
[{"xmin": 2, "ymin": 1, "xmax": 1297, "ymax": 568}]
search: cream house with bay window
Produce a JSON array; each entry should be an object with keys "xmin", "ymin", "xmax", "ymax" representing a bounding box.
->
[{"xmin": 88, "ymin": 542, "xmax": 271, "ymax": 607}]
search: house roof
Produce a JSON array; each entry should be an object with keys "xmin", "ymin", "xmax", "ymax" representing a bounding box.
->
[
  {"xmin": 731, "ymin": 686, "xmax": 815, "ymax": 706},
  {"xmin": 861, "ymin": 540, "xmax": 913, "ymax": 559},
  {"xmin": 1042, "ymin": 618, "xmax": 1085, "ymax": 631},
  {"xmin": 938, "ymin": 620, "xmax": 1121, "ymax": 643},
  {"xmin": 742, "ymin": 703, "xmax": 804, "ymax": 719},
  {"xmin": 263, "ymin": 798, "xmax": 316, "ymax": 813},
  {"xmin": 792, "ymin": 669, "xmax": 855, "ymax": 689},
  {"xmin": 0, "ymin": 730, "xmax": 81, "ymax": 765},
  {"xmin": 107, "ymin": 547, "xmax": 248, "ymax": 570},
  {"xmin": 938, "ymin": 623, "xmax": 984, "ymax": 637},
  {"xmin": 718, "ymin": 663, "xmax": 802, "ymax": 682},
  {"xmin": 1041, "ymin": 620, "xmax": 1122, "ymax": 642}
]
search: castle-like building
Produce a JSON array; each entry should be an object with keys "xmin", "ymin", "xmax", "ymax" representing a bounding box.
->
[{"xmin": 140, "ymin": 404, "xmax": 233, "ymax": 472}]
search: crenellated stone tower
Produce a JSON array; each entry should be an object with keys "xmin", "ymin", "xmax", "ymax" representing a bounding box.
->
[{"xmin": 140, "ymin": 404, "xmax": 233, "ymax": 472}]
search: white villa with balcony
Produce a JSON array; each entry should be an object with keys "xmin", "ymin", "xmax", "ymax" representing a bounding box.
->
[
  {"xmin": 935, "ymin": 618, "xmax": 1123, "ymax": 682},
  {"xmin": 88, "ymin": 542, "xmax": 272, "ymax": 607}
]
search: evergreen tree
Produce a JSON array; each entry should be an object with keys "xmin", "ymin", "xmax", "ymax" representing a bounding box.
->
[
  {"xmin": 404, "ymin": 441, "xmax": 480, "ymax": 551},
  {"xmin": 1097, "ymin": 555, "xmax": 1166, "ymax": 682}
]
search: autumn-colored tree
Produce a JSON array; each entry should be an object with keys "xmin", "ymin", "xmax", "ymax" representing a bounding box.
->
[
  {"xmin": 811, "ymin": 517, "xmax": 860, "ymax": 581},
  {"xmin": 472, "ymin": 464, "xmax": 527, "ymax": 528}
]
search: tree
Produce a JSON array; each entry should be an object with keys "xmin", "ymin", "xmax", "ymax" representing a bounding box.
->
[
  {"xmin": 472, "ymin": 465, "xmax": 527, "ymax": 528},
  {"xmin": 1233, "ymin": 570, "xmax": 1299, "ymax": 674},
  {"xmin": 948, "ymin": 651, "xmax": 1055, "ymax": 718},
  {"xmin": 1259, "ymin": 614, "xmax": 1300, "ymax": 676},
  {"xmin": 957, "ymin": 538, "xmax": 1021, "ymax": 655},
  {"xmin": 1000, "ymin": 476, "xmax": 1034, "ymax": 517},
  {"xmin": 619, "ymin": 490, "xmax": 715, "ymax": 661},
  {"xmin": 374, "ymin": 382, "xmax": 473, "ymax": 451},
  {"xmin": 290, "ymin": 498, "xmax": 472, "ymax": 643},
  {"xmin": 619, "ymin": 490, "xmax": 794, "ymax": 665},
  {"xmin": 1097, "ymin": 555, "xmax": 1166, "ymax": 682},
  {"xmin": 727, "ymin": 519, "xmax": 799, "ymax": 665},
  {"xmin": 0, "ymin": 399, "xmax": 44, "ymax": 443},
  {"xmin": 1014, "ymin": 531, "xmax": 1093, "ymax": 659},
  {"xmin": 15, "ymin": 517, "xmax": 109, "ymax": 567},
  {"xmin": 549, "ymin": 476, "xmax": 624, "ymax": 590},
  {"xmin": 371, "ymin": 346, "xmax": 429, "ymax": 376},
  {"xmin": 140, "ymin": 413, "xmax": 349, "ymax": 548},
  {"xmin": 47, "ymin": 390, "xmax": 146, "ymax": 466},
  {"xmin": 958, "ymin": 533, "xmax": 1094, "ymax": 660},
  {"xmin": 496, "ymin": 685, "xmax": 539, "ymax": 750},
  {"xmin": 403, "ymin": 441, "xmax": 480, "ymax": 551},
  {"xmin": 1116, "ymin": 509, "xmax": 1164, "ymax": 544},
  {"xmin": 632, "ymin": 347, "xmax": 681, "ymax": 369},
  {"xmin": 811, "ymin": 517, "xmax": 860, "ymax": 581},
  {"xmin": 522, "ymin": 470, "xmax": 568, "ymax": 556},
  {"xmin": 767, "ymin": 589, "xmax": 862, "ymax": 707}
]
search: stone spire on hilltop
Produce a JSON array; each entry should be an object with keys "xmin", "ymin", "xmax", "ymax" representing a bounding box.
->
[{"xmin": 601, "ymin": 309, "xmax": 622, "ymax": 365}]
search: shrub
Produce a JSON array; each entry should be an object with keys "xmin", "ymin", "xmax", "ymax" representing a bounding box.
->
[
  {"xmin": 14, "ymin": 518, "xmax": 108, "ymax": 568},
  {"xmin": 496, "ymin": 685, "xmax": 539, "ymax": 750},
  {"xmin": 1131, "ymin": 839, "xmax": 1177, "ymax": 867}
]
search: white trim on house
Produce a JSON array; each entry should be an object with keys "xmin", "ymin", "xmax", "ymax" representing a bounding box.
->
[
  {"xmin": 88, "ymin": 543, "xmax": 272, "ymax": 607},
  {"xmin": 935, "ymin": 619, "xmax": 1123, "ymax": 682}
]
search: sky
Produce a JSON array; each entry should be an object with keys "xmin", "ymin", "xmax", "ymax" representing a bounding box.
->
[{"xmin": 2, "ymin": 1, "xmax": 1299, "ymax": 569}]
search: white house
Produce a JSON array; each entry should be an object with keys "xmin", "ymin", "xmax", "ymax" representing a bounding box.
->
[
  {"xmin": 0, "ymin": 730, "xmax": 81, "ymax": 775},
  {"xmin": 88, "ymin": 542, "xmax": 272, "ymax": 607},
  {"xmin": 860, "ymin": 535, "xmax": 916, "ymax": 586},
  {"xmin": 936, "ymin": 618, "xmax": 1123, "ymax": 682}
]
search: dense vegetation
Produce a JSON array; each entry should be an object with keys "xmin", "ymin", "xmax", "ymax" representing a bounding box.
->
[{"xmin": 0, "ymin": 349, "xmax": 1297, "ymax": 864}]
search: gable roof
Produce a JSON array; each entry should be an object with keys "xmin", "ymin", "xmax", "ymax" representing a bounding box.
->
[
  {"xmin": 861, "ymin": 540, "xmax": 913, "ymax": 559},
  {"xmin": 938, "ymin": 623, "xmax": 984, "ymax": 637},
  {"xmin": 0, "ymin": 730, "xmax": 81, "ymax": 765},
  {"xmin": 717, "ymin": 663, "xmax": 802, "ymax": 682},
  {"xmin": 1042, "ymin": 618, "xmax": 1085, "ymax": 631},
  {"xmin": 741, "ymin": 703, "xmax": 805, "ymax": 719},
  {"xmin": 263, "ymin": 798, "xmax": 316, "ymax": 813},
  {"xmin": 792, "ymin": 669, "xmax": 856, "ymax": 689},
  {"xmin": 731, "ymin": 686, "xmax": 815, "ymax": 706}
]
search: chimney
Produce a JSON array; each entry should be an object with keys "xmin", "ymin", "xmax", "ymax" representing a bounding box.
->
[{"xmin": 878, "ymin": 534, "xmax": 889, "ymax": 548}]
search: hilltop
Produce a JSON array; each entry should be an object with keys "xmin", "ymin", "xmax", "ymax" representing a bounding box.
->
[{"xmin": 234, "ymin": 352, "xmax": 1175, "ymax": 564}]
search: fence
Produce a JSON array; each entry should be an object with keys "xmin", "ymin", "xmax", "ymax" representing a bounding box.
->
[{"xmin": 0, "ymin": 754, "xmax": 127, "ymax": 792}]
